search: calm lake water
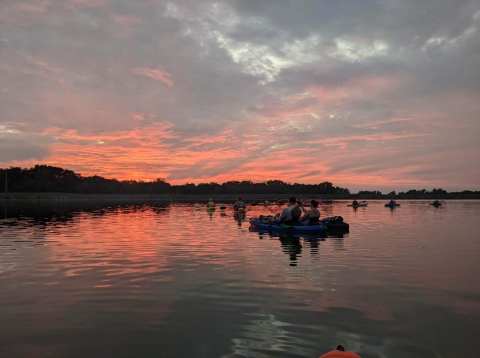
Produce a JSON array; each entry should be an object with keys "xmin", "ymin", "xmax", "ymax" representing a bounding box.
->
[{"xmin": 0, "ymin": 200, "xmax": 479, "ymax": 358}]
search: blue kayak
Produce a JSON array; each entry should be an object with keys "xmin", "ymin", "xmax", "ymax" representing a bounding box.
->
[
  {"xmin": 249, "ymin": 218, "xmax": 327, "ymax": 234},
  {"xmin": 250, "ymin": 216, "xmax": 349, "ymax": 235}
]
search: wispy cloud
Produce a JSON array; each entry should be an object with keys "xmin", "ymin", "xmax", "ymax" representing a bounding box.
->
[{"xmin": 132, "ymin": 67, "xmax": 174, "ymax": 88}]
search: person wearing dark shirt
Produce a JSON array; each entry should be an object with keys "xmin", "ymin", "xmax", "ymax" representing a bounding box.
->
[
  {"xmin": 233, "ymin": 197, "xmax": 246, "ymax": 211},
  {"xmin": 278, "ymin": 197, "xmax": 301, "ymax": 225},
  {"xmin": 301, "ymin": 199, "xmax": 320, "ymax": 224}
]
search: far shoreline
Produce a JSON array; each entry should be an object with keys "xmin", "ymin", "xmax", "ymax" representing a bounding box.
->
[
  {"xmin": 1, "ymin": 192, "xmax": 479, "ymax": 203},
  {"xmin": 0, "ymin": 192, "xmax": 334, "ymax": 203}
]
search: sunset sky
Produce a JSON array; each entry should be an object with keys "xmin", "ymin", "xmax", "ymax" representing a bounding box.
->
[{"xmin": 1, "ymin": 0, "xmax": 479, "ymax": 191}]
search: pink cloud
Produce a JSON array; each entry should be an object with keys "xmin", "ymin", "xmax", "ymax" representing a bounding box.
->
[{"xmin": 132, "ymin": 67, "xmax": 174, "ymax": 88}]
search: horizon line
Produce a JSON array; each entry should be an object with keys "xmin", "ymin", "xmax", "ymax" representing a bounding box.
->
[{"xmin": 1, "ymin": 164, "xmax": 479, "ymax": 194}]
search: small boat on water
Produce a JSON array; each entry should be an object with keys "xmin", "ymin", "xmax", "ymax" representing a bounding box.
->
[
  {"xmin": 430, "ymin": 200, "xmax": 442, "ymax": 207},
  {"xmin": 348, "ymin": 200, "xmax": 368, "ymax": 208},
  {"xmin": 385, "ymin": 200, "xmax": 400, "ymax": 208},
  {"xmin": 206, "ymin": 199, "xmax": 216, "ymax": 211},
  {"xmin": 250, "ymin": 220, "xmax": 327, "ymax": 234},
  {"xmin": 249, "ymin": 216, "xmax": 349, "ymax": 235}
]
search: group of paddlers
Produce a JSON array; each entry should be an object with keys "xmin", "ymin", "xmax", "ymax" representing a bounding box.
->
[
  {"xmin": 233, "ymin": 196, "xmax": 321, "ymax": 225},
  {"xmin": 275, "ymin": 196, "xmax": 320, "ymax": 225}
]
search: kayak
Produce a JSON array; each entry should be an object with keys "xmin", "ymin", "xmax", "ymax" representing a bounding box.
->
[
  {"xmin": 249, "ymin": 219, "xmax": 327, "ymax": 234},
  {"xmin": 348, "ymin": 203, "xmax": 368, "ymax": 207},
  {"xmin": 385, "ymin": 203, "xmax": 400, "ymax": 208},
  {"xmin": 250, "ymin": 216, "xmax": 349, "ymax": 235}
]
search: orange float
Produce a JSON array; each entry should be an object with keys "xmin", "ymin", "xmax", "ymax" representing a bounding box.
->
[{"xmin": 319, "ymin": 350, "xmax": 361, "ymax": 358}]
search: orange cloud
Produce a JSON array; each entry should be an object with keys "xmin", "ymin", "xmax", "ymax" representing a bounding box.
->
[
  {"xmin": 19, "ymin": 123, "xmax": 241, "ymax": 182},
  {"xmin": 47, "ymin": 122, "xmax": 414, "ymax": 186},
  {"xmin": 1, "ymin": 124, "xmax": 457, "ymax": 190}
]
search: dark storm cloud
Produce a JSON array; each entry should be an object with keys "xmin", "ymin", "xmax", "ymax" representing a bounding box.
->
[{"xmin": 231, "ymin": 0, "xmax": 478, "ymax": 43}]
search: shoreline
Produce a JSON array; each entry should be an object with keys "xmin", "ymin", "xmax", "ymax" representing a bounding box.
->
[
  {"xmin": 0, "ymin": 193, "xmax": 323, "ymax": 203},
  {"xmin": 1, "ymin": 192, "xmax": 478, "ymax": 203}
]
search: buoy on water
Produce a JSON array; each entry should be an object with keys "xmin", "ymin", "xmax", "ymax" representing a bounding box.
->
[{"xmin": 319, "ymin": 346, "xmax": 361, "ymax": 358}]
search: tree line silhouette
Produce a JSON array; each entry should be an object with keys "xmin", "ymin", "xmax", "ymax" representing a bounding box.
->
[{"xmin": 1, "ymin": 165, "xmax": 478, "ymax": 199}]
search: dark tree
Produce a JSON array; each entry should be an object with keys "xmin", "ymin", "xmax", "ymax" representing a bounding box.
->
[{"xmin": 1, "ymin": 165, "xmax": 478, "ymax": 198}]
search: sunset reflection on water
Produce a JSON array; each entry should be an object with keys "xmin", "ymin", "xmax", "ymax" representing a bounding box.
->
[{"xmin": 0, "ymin": 201, "xmax": 479, "ymax": 357}]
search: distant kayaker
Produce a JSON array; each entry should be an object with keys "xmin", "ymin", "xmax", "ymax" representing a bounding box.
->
[
  {"xmin": 300, "ymin": 199, "xmax": 320, "ymax": 224},
  {"xmin": 207, "ymin": 198, "xmax": 215, "ymax": 208},
  {"xmin": 319, "ymin": 345, "xmax": 361, "ymax": 358},
  {"xmin": 277, "ymin": 197, "xmax": 301, "ymax": 225},
  {"xmin": 233, "ymin": 197, "xmax": 246, "ymax": 211}
]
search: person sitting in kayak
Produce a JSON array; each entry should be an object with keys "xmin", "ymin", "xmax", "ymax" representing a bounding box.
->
[
  {"xmin": 277, "ymin": 197, "xmax": 301, "ymax": 225},
  {"xmin": 301, "ymin": 199, "xmax": 320, "ymax": 225},
  {"xmin": 233, "ymin": 197, "xmax": 246, "ymax": 211},
  {"xmin": 207, "ymin": 198, "xmax": 215, "ymax": 208}
]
